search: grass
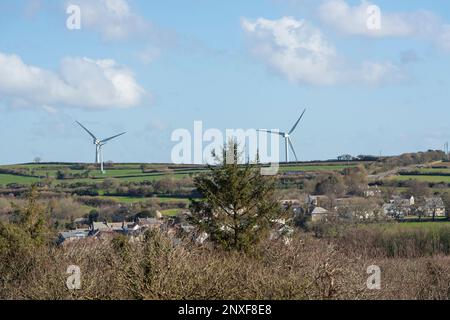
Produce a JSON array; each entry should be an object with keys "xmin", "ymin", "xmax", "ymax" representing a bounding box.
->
[
  {"xmin": 98, "ymin": 196, "xmax": 191, "ymax": 204},
  {"xmin": 155, "ymin": 197, "xmax": 191, "ymax": 204},
  {"xmin": 415, "ymin": 168, "xmax": 450, "ymax": 174},
  {"xmin": 279, "ymin": 164, "xmax": 356, "ymax": 172},
  {"xmin": 0, "ymin": 174, "xmax": 40, "ymax": 186},
  {"xmin": 160, "ymin": 208, "xmax": 182, "ymax": 216},
  {"xmin": 0, "ymin": 162, "xmax": 360, "ymax": 186},
  {"xmin": 391, "ymin": 175, "xmax": 450, "ymax": 183}
]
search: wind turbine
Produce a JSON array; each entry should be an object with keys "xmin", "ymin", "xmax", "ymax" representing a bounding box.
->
[
  {"xmin": 258, "ymin": 109, "xmax": 306, "ymax": 163},
  {"xmin": 76, "ymin": 121, "xmax": 126, "ymax": 173}
]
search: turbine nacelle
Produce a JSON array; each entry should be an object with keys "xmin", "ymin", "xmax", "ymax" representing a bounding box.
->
[
  {"xmin": 76, "ymin": 120, "xmax": 126, "ymax": 173},
  {"xmin": 257, "ymin": 108, "xmax": 306, "ymax": 163}
]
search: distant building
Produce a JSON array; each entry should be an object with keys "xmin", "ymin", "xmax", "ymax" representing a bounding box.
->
[
  {"xmin": 363, "ymin": 186, "xmax": 382, "ymax": 198},
  {"xmin": 423, "ymin": 197, "xmax": 446, "ymax": 217},
  {"xmin": 311, "ymin": 207, "xmax": 329, "ymax": 222},
  {"xmin": 73, "ymin": 217, "xmax": 90, "ymax": 227},
  {"xmin": 279, "ymin": 199, "xmax": 302, "ymax": 214},
  {"xmin": 137, "ymin": 217, "xmax": 164, "ymax": 230},
  {"xmin": 57, "ymin": 229, "xmax": 90, "ymax": 245},
  {"xmin": 383, "ymin": 196, "xmax": 415, "ymax": 218},
  {"xmin": 307, "ymin": 195, "xmax": 329, "ymax": 207}
]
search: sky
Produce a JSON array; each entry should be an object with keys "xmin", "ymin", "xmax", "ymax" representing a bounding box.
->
[{"xmin": 1, "ymin": 0, "xmax": 450, "ymax": 164}]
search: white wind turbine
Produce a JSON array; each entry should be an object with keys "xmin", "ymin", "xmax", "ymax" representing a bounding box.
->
[
  {"xmin": 258, "ymin": 109, "xmax": 306, "ymax": 163},
  {"xmin": 76, "ymin": 121, "xmax": 126, "ymax": 173}
]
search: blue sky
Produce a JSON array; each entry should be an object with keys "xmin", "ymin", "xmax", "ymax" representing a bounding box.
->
[{"xmin": 1, "ymin": 0, "xmax": 450, "ymax": 164}]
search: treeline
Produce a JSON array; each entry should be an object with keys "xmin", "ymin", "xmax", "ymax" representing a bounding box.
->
[
  {"xmin": 382, "ymin": 150, "xmax": 445, "ymax": 169},
  {"xmin": 280, "ymin": 165, "xmax": 369, "ymax": 197}
]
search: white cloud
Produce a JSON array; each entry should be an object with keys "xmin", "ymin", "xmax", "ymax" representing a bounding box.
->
[
  {"xmin": 241, "ymin": 16, "xmax": 402, "ymax": 86},
  {"xmin": 437, "ymin": 25, "xmax": 450, "ymax": 53},
  {"xmin": 69, "ymin": 0, "xmax": 148, "ymax": 40},
  {"xmin": 318, "ymin": 0, "xmax": 424, "ymax": 37},
  {"xmin": 318, "ymin": 0, "xmax": 450, "ymax": 52},
  {"xmin": 136, "ymin": 47, "xmax": 162, "ymax": 65},
  {"xmin": 0, "ymin": 52, "xmax": 146, "ymax": 110},
  {"xmin": 241, "ymin": 17, "xmax": 339, "ymax": 85},
  {"xmin": 360, "ymin": 61, "xmax": 403, "ymax": 85}
]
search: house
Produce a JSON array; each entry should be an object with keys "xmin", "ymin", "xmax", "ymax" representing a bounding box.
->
[
  {"xmin": 423, "ymin": 197, "xmax": 446, "ymax": 217},
  {"xmin": 307, "ymin": 195, "xmax": 329, "ymax": 207},
  {"xmin": 136, "ymin": 217, "xmax": 164, "ymax": 230},
  {"xmin": 74, "ymin": 217, "xmax": 89, "ymax": 226},
  {"xmin": 279, "ymin": 199, "xmax": 302, "ymax": 214},
  {"xmin": 90, "ymin": 221, "xmax": 141, "ymax": 238},
  {"xmin": 334, "ymin": 197, "xmax": 377, "ymax": 220},
  {"xmin": 383, "ymin": 196, "xmax": 415, "ymax": 218},
  {"xmin": 311, "ymin": 207, "xmax": 329, "ymax": 222},
  {"xmin": 57, "ymin": 229, "xmax": 90, "ymax": 245},
  {"xmin": 91, "ymin": 221, "xmax": 113, "ymax": 233},
  {"xmin": 363, "ymin": 186, "xmax": 382, "ymax": 198}
]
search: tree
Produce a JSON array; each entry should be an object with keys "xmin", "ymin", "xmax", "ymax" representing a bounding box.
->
[
  {"xmin": 88, "ymin": 209, "xmax": 100, "ymax": 224},
  {"xmin": 135, "ymin": 209, "xmax": 158, "ymax": 220},
  {"xmin": 410, "ymin": 197, "xmax": 425, "ymax": 221},
  {"xmin": 189, "ymin": 140, "xmax": 285, "ymax": 251},
  {"xmin": 337, "ymin": 154, "xmax": 353, "ymax": 161},
  {"xmin": 17, "ymin": 187, "xmax": 49, "ymax": 243},
  {"xmin": 33, "ymin": 157, "xmax": 42, "ymax": 164},
  {"xmin": 427, "ymin": 197, "xmax": 442, "ymax": 221},
  {"xmin": 343, "ymin": 165, "xmax": 368, "ymax": 196},
  {"xmin": 406, "ymin": 180, "xmax": 430, "ymax": 198},
  {"xmin": 3, "ymin": 187, "xmax": 50, "ymax": 247},
  {"xmin": 315, "ymin": 173, "xmax": 346, "ymax": 197},
  {"xmin": 441, "ymin": 192, "xmax": 450, "ymax": 219},
  {"xmin": 102, "ymin": 178, "xmax": 120, "ymax": 193}
]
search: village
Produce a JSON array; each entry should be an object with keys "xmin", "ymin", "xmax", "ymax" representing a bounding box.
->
[{"xmin": 57, "ymin": 189, "xmax": 447, "ymax": 245}]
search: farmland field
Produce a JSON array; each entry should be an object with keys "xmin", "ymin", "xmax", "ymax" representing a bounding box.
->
[
  {"xmin": 391, "ymin": 175, "xmax": 450, "ymax": 183},
  {"xmin": 279, "ymin": 164, "xmax": 356, "ymax": 172},
  {"xmin": 99, "ymin": 195, "xmax": 190, "ymax": 204},
  {"xmin": 160, "ymin": 208, "xmax": 183, "ymax": 216},
  {"xmin": 0, "ymin": 162, "xmax": 360, "ymax": 186},
  {"xmin": 0, "ymin": 174, "xmax": 40, "ymax": 185}
]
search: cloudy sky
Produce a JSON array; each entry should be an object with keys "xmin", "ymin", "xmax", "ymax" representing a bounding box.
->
[{"xmin": 1, "ymin": 0, "xmax": 450, "ymax": 164}]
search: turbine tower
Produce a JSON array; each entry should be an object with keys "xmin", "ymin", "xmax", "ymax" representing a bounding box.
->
[
  {"xmin": 76, "ymin": 121, "xmax": 126, "ymax": 173},
  {"xmin": 258, "ymin": 109, "xmax": 306, "ymax": 163}
]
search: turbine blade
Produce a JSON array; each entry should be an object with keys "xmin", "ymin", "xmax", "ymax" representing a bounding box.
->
[
  {"xmin": 76, "ymin": 121, "xmax": 97, "ymax": 140},
  {"xmin": 101, "ymin": 132, "xmax": 126, "ymax": 143},
  {"xmin": 257, "ymin": 129, "xmax": 284, "ymax": 137},
  {"xmin": 288, "ymin": 108, "xmax": 306, "ymax": 135},
  {"xmin": 288, "ymin": 138, "xmax": 298, "ymax": 162}
]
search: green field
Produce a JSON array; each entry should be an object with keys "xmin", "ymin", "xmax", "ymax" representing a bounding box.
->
[
  {"xmin": 279, "ymin": 164, "xmax": 356, "ymax": 172},
  {"xmin": 0, "ymin": 162, "xmax": 357, "ymax": 186},
  {"xmin": 0, "ymin": 174, "xmax": 40, "ymax": 185},
  {"xmin": 99, "ymin": 195, "xmax": 190, "ymax": 204},
  {"xmin": 160, "ymin": 208, "xmax": 183, "ymax": 216},
  {"xmin": 391, "ymin": 175, "xmax": 450, "ymax": 183},
  {"xmin": 361, "ymin": 221, "xmax": 450, "ymax": 232}
]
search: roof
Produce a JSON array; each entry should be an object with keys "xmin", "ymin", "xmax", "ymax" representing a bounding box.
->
[
  {"xmin": 137, "ymin": 218, "xmax": 162, "ymax": 226},
  {"xmin": 92, "ymin": 222, "xmax": 112, "ymax": 231},
  {"xmin": 60, "ymin": 229, "xmax": 89, "ymax": 240},
  {"xmin": 311, "ymin": 207, "xmax": 328, "ymax": 214},
  {"xmin": 280, "ymin": 199, "xmax": 301, "ymax": 204},
  {"xmin": 74, "ymin": 217, "xmax": 89, "ymax": 224},
  {"xmin": 425, "ymin": 197, "xmax": 444, "ymax": 208}
]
